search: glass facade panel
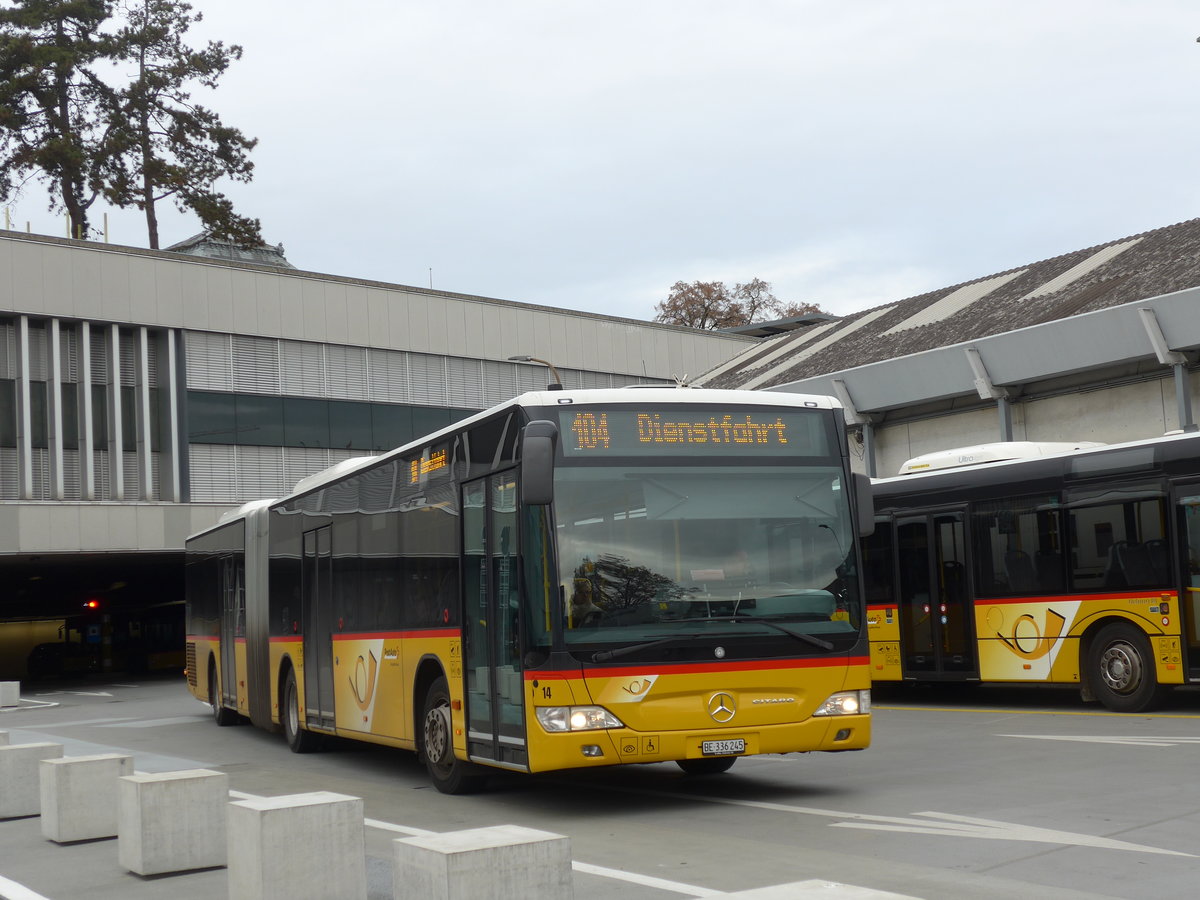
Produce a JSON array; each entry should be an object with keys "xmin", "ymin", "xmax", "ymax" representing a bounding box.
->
[
  {"xmin": 186, "ymin": 390, "xmax": 484, "ymax": 452},
  {"xmin": 30, "ymin": 382, "xmax": 47, "ymax": 448},
  {"xmin": 329, "ymin": 401, "xmax": 373, "ymax": 451},
  {"xmin": 283, "ymin": 397, "xmax": 331, "ymax": 449},
  {"xmin": 412, "ymin": 406, "xmax": 452, "ymax": 439},
  {"xmin": 236, "ymin": 395, "xmax": 284, "ymax": 446},
  {"xmin": 188, "ymin": 391, "xmax": 237, "ymax": 444},
  {"xmin": 61, "ymin": 383, "xmax": 79, "ymax": 450},
  {"xmin": 91, "ymin": 385, "xmax": 108, "ymax": 446},
  {"xmin": 371, "ymin": 404, "xmax": 412, "ymax": 452},
  {"xmin": 0, "ymin": 379, "xmax": 15, "ymax": 447}
]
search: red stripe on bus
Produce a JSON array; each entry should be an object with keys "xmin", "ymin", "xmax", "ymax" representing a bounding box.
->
[
  {"xmin": 332, "ymin": 629, "xmax": 461, "ymax": 641},
  {"xmin": 870, "ymin": 590, "xmax": 1176, "ymax": 610},
  {"xmin": 974, "ymin": 590, "xmax": 1178, "ymax": 605},
  {"xmin": 530, "ymin": 655, "xmax": 870, "ymax": 680}
]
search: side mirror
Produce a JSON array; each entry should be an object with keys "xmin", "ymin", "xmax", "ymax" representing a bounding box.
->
[
  {"xmin": 521, "ymin": 420, "xmax": 558, "ymax": 506},
  {"xmin": 853, "ymin": 472, "xmax": 875, "ymax": 538}
]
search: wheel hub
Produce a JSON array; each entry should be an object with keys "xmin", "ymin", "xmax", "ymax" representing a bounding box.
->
[
  {"xmin": 1100, "ymin": 642, "xmax": 1141, "ymax": 694},
  {"xmin": 424, "ymin": 704, "xmax": 451, "ymax": 763}
]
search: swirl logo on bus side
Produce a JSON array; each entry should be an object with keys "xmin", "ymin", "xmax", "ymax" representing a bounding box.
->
[
  {"xmin": 991, "ymin": 607, "xmax": 1068, "ymax": 659},
  {"xmin": 351, "ymin": 650, "xmax": 379, "ymax": 710}
]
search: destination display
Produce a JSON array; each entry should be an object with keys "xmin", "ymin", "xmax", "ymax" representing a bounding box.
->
[
  {"xmin": 557, "ymin": 407, "xmax": 828, "ymax": 457},
  {"xmin": 407, "ymin": 445, "xmax": 449, "ymax": 483}
]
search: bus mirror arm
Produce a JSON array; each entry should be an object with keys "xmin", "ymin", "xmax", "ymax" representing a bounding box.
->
[
  {"xmin": 521, "ymin": 420, "xmax": 558, "ymax": 506},
  {"xmin": 853, "ymin": 472, "xmax": 875, "ymax": 538}
]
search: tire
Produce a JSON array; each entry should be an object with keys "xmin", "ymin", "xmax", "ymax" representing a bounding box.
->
[
  {"xmin": 210, "ymin": 665, "xmax": 238, "ymax": 726},
  {"xmin": 282, "ymin": 666, "xmax": 321, "ymax": 752},
  {"xmin": 1089, "ymin": 622, "xmax": 1163, "ymax": 713},
  {"xmin": 677, "ymin": 756, "xmax": 737, "ymax": 776},
  {"xmin": 421, "ymin": 676, "xmax": 486, "ymax": 794}
]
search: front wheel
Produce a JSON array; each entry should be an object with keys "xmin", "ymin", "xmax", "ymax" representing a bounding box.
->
[
  {"xmin": 421, "ymin": 676, "xmax": 486, "ymax": 794},
  {"xmin": 282, "ymin": 667, "xmax": 321, "ymax": 752},
  {"xmin": 1089, "ymin": 622, "xmax": 1163, "ymax": 713},
  {"xmin": 677, "ymin": 756, "xmax": 737, "ymax": 776}
]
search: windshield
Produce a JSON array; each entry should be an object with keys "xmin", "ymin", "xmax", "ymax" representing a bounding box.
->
[{"xmin": 549, "ymin": 462, "xmax": 862, "ymax": 661}]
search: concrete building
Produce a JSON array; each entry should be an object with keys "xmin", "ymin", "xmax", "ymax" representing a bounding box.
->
[
  {"xmin": 0, "ymin": 230, "xmax": 750, "ymax": 675},
  {"xmin": 697, "ymin": 217, "xmax": 1200, "ymax": 478}
]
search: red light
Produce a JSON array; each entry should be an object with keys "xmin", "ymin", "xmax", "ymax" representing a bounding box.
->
[{"xmin": 84, "ymin": 599, "xmax": 100, "ymax": 609}]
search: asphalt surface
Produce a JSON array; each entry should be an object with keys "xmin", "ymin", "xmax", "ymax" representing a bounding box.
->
[{"xmin": 3, "ymin": 675, "xmax": 1200, "ymax": 899}]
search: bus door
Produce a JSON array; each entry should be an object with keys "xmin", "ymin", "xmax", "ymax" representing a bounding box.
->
[
  {"xmin": 1172, "ymin": 485, "xmax": 1200, "ymax": 676},
  {"xmin": 219, "ymin": 556, "xmax": 244, "ymax": 707},
  {"xmin": 301, "ymin": 525, "xmax": 335, "ymax": 730},
  {"xmin": 461, "ymin": 472, "xmax": 528, "ymax": 770},
  {"xmin": 895, "ymin": 510, "xmax": 977, "ymax": 678}
]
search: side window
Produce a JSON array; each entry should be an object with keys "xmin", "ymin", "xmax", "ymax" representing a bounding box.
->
[
  {"xmin": 1066, "ymin": 484, "xmax": 1168, "ymax": 590},
  {"xmin": 861, "ymin": 521, "xmax": 894, "ymax": 606},
  {"xmin": 971, "ymin": 496, "xmax": 1064, "ymax": 596}
]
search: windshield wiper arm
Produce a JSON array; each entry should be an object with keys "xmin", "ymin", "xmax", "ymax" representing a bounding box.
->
[
  {"xmin": 670, "ymin": 616, "xmax": 835, "ymax": 651},
  {"xmin": 590, "ymin": 634, "xmax": 701, "ymax": 662}
]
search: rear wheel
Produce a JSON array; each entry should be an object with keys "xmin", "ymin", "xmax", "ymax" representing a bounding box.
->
[
  {"xmin": 421, "ymin": 676, "xmax": 486, "ymax": 794},
  {"xmin": 209, "ymin": 664, "xmax": 238, "ymax": 726},
  {"xmin": 282, "ymin": 667, "xmax": 321, "ymax": 752},
  {"xmin": 1089, "ymin": 622, "xmax": 1163, "ymax": 713},
  {"xmin": 677, "ymin": 756, "xmax": 737, "ymax": 776}
]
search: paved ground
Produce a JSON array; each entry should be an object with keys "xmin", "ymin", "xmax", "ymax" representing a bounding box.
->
[{"xmin": 3, "ymin": 675, "xmax": 1199, "ymax": 899}]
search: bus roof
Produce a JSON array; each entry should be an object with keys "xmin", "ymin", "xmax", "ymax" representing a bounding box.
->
[
  {"xmin": 876, "ymin": 430, "xmax": 1200, "ymax": 490},
  {"xmin": 896, "ymin": 441, "xmax": 1106, "ymax": 475}
]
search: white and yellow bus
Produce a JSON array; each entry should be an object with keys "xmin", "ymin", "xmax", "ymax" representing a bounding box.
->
[
  {"xmin": 186, "ymin": 388, "xmax": 874, "ymax": 792},
  {"xmin": 864, "ymin": 435, "xmax": 1200, "ymax": 712}
]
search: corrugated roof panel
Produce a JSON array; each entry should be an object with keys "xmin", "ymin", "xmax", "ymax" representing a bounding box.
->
[
  {"xmin": 694, "ymin": 320, "xmax": 840, "ymax": 386},
  {"xmin": 1020, "ymin": 238, "xmax": 1143, "ymax": 300},
  {"xmin": 882, "ymin": 271, "xmax": 1025, "ymax": 336},
  {"xmin": 741, "ymin": 305, "xmax": 895, "ymax": 390}
]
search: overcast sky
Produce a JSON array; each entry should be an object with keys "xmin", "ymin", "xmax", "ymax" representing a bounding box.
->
[{"xmin": 7, "ymin": 1, "xmax": 1200, "ymax": 322}]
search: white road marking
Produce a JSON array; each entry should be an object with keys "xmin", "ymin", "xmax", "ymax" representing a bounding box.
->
[
  {"xmin": 1000, "ymin": 733, "xmax": 1200, "ymax": 748},
  {"xmin": 0, "ymin": 874, "xmax": 53, "ymax": 900},
  {"xmin": 0, "ymin": 699, "xmax": 58, "ymax": 711},
  {"xmin": 33, "ymin": 690, "xmax": 113, "ymax": 697},
  {"xmin": 100, "ymin": 715, "xmax": 209, "ymax": 728},
  {"xmin": 590, "ymin": 785, "xmax": 1193, "ymax": 858},
  {"xmin": 6, "ymin": 717, "xmax": 135, "ymax": 728}
]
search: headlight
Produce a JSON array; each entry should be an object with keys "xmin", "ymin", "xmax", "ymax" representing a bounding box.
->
[
  {"xmin": 535, "ymin": 705, "xmax": 624, "ymax": 733},
  {"xmin": 813, "ymin": 690, "xmax": 870, "ymax": 716}
]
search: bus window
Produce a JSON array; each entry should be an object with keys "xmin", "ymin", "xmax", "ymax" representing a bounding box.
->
[
  {"xmin": 1066, "ymin": 484, "xmax": 1168, "ymax": 589},
  {"xmin": 861, "ymin": 521, "xmax": 894, "ymax": 606},
  {"xmin": 971, "ymin": 496, "xmax": 1064, "ymax": 596}
]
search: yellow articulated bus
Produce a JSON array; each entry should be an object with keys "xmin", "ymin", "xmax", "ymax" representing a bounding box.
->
[
  {"xmin": 186, "ymin": 388, "xmax": 874, "ymax": 792},
  {"xmin": 863, "ymin": 436, "xmax": 1200, "ymax": 712}
]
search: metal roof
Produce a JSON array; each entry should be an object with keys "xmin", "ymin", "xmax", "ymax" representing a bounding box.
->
[{"xmin": 698, "ymin": 217, "xmax": 1200, "ymax": 401}]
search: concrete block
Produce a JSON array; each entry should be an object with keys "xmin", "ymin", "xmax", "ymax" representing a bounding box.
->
[
  {"xmin": 118, "ymin": 768, "xmax": 229, "ymax": 876},
  {"xmin": 720, "ymin": 881, "xmax": 923, "ymax": 899},
  {"xmin": 40, "ymin": 753, "xmax": 133, "ymax": 842},
  {"xmin": 393, "ymin": 824, "xmax": 572, "ymax": 900},
  {"xmin": 0, "ymin": 742, "xmax": 63, "ymax": 818},
  {"xmin": 0, "ymin": 681, "xmax": 18, "ymax": 708},
  {"xmin": 228, "ymin": 791, "xmax": 365, "ymax": 900}
]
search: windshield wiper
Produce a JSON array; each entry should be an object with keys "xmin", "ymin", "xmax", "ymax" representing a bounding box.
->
[
  {"xmin": 670, "ymin": 616, "xmax": 835, "ymax": 651},
  {"xmin": 590, "ymin": 634, "xmax": 701, "ymax": 662}
]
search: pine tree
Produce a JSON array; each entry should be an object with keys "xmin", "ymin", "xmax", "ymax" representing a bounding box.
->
[
  {"xmin": 0, "ymin": 0, "xmax": 113, "ymax": 239},
  {"xmin": 99, "ymin": 0, "xmax": 260, "ymax": 248}
]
